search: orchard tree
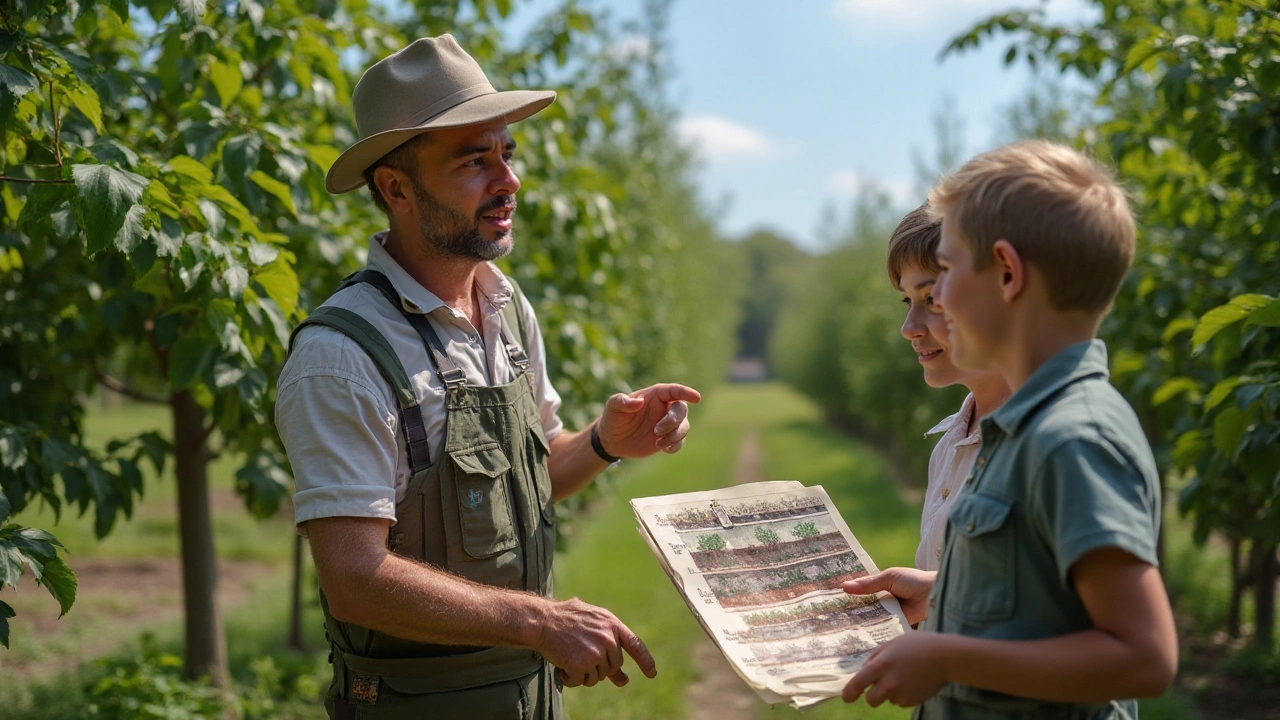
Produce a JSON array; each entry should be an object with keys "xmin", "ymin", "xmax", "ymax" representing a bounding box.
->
[{"xmin": 2, "ymin": 0, "xmax": 742, "ymax": 686}]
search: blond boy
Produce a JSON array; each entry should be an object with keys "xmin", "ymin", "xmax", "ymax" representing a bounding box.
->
[{"xmin": 843, "ymin": 140, "xmax": 1177, "ymax": 717}]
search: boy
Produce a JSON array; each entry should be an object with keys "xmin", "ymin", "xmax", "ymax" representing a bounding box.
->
[
  {"xmin": 843, "ymin": 140, "xmax": 1177, "ymax": 717},
  {"xmin": 888, "ymin": 204, "xmax": 1010, "ymax": 571}
]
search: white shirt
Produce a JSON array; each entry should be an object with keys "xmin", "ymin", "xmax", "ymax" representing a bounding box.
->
[
  {"xmin": 276, "ymin": 232, "xmax": 564, "ymax": 530},
  {"xmin": 915, "ymin": 393, "xmax": 982, "ymax": 571}
]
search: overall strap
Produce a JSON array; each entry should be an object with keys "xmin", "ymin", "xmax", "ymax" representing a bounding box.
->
[
  {"xmin": 499, "ymin": 277, "xmax": 530, "ymax": 371},
  {"xmin": 289, "ymin": 306, "xmax": 432, "ymax": 473}
]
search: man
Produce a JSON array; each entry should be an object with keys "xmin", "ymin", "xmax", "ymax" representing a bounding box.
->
[{"xmin": 276, "ymin": 35, "xmax": 700, "ymax": 719}]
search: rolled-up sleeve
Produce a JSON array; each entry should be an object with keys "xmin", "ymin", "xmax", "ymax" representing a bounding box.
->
[{"xmin": 276, "ymin": 328, "xmax": 400, "ymax": 532}]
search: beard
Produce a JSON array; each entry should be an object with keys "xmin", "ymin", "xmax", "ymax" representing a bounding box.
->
[{"xmin": 412, "ymin": 182, "xmax": 514, "ymax": 262}]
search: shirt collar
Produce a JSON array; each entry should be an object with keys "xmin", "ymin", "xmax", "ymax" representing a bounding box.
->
[
  {"xmin": 365, "ymin": 231, "xmax": 514, "ymax": 316},
  {"xmin": 988, "ymin": 339, "xmax": 1109, "ymax": 437},
  {"xmin": 925, "ymin": 393, "xmax": 975, "ymax": 437}
]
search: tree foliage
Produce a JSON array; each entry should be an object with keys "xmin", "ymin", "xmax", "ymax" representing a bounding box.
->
[{"xmin": 0, "ymin": 0, "xmax": 741, "ymax": 671}]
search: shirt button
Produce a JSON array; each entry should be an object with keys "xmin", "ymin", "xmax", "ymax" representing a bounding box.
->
[
  {"xmin": 940, "ymin": 487, "xmax": 950, "ymax": 499},
  {"xmin": 976, "ymin": 456, "xmax": 986, "ymax": 468},
  {"xmin": 935, "ymin": 547, "xmax": 941, "ymax": 558},
  {"xmin": 965, "ymin": 522, "xmax": 975, "ymax": 532},
  {"xmin": 929, "ymin": 596, "xmax": 936, "ymax": 608}
]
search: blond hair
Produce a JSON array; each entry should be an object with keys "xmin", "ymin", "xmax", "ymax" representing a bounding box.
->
[
  {"xmin": 928, "ymin": 140, "xmax": 1135, "ymax": 314},
  {"xmin": 887, "ymin": 202, "xmax": 942, "ymax": 288}
]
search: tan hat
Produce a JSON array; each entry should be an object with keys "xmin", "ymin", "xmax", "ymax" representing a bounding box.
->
[{"xmin": 325, "ymin": 35, "xmax": 556, "ymax": 194}]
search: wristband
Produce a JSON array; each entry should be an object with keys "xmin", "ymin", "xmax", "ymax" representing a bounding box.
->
[{"xmin": 590, "ymin": 423, "xmax": 622, "ymax": 464}]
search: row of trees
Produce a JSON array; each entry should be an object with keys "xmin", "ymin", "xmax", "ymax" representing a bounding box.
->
[
  {"xmin": 0, "ymin": 0, "xmax": 742, "ymax": 690},
  {"xmin": 771, "ymin": 0, "xmax": 1278, "ymax": 652}
]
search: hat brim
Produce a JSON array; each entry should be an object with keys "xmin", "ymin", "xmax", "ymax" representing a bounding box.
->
[{"xmin": 325, "ymin": 89, "xmax": 557, "ymax": 194}]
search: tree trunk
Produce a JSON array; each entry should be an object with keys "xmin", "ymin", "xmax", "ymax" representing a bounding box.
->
[
  {"xmin": 288, "ymin": 533, "xmax": 305, "ymax": 650},
  {"xmin": 1251, "ymin": 540, "xmax": 1277, "ymax": 651},
  {"xmin": 1227, "ymin": 534, "xmax": 1244, "ymax": 638},
  {"xmin": 172, "ymin": 390, "xmax": 231, "ymax": 688}
]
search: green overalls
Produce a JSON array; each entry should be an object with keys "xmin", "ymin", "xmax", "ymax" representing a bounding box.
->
[{"xmin": 289, "ymin": 270, "xmax": 561, "ymax": 720}]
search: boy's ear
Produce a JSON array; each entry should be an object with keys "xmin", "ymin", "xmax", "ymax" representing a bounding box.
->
[{"xmin": 992, "ymin": 239, "xmax": 1025, "ymax": 303}]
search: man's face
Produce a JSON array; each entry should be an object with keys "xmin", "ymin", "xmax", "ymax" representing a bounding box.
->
[
  {"xmin": 933, "ymin": 215, "xmax": 1007, "ymax": 372},
  {"xmin": 407, "ymin": 119, "xmax": 521, "ymax": 262}
]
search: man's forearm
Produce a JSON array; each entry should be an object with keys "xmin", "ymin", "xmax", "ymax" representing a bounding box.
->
[
  {"xmin": 323, "ymin": 549, "xmax": 551, "ymax": 650},
  {"xmin": 938, "ymin": 630, "xmax": 1174, "ymax": 702},
  {"xmin": 547, "ymin": 426, "xmax": 609, "ymax": 501}
]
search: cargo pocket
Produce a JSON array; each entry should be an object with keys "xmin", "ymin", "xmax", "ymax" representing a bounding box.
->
[
  {"xmin": 450, "ymin": 442, "xmax": 519, "ymax": 558},
  {"xmin": 944, "ymin": 492, "xmax": 1016, "ymax": 623}
]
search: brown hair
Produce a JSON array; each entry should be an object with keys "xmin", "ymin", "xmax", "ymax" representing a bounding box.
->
[
  {"xmin": 928, "ymin": 140, "xmax": 1135, "ymax": 314},
  {"xmin": 887, "ymin": 202, "xmax": 942, "ymax": 288}
]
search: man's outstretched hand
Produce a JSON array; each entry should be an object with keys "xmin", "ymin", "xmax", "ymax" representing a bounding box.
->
[{"xmin": 596, "ymin": 383, "xmax": 701, "ymax": 458}]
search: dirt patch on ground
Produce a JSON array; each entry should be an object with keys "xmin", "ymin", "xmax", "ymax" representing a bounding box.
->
[
  {"xmin": 686, "ymin": 430, "xmax": 768, "ymax": 719},
  {"xmin": 0, "ymin": 556, "xmax": 277, "ymax": 685},
  {"xmin": 1175, "ymin": 612, "xmax": 1280, "ymax": 720}
]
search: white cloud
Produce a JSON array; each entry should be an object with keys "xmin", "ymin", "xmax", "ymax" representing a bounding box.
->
[
  {"xmin": 677, "ymin": 115, "xmax": 773, "ymax": 162},
  {"xmin": 831, "ymin": 0, "xmax": 1089, "ymax": 29},
  {"xmin": 608, "ymin": 35, "xmax": 653, "ymax": 62}
]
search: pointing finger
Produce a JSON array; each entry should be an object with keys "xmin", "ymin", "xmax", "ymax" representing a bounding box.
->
[{"xmin": 618, "ymin": 625, "xmax": 657, "ymax": 679}]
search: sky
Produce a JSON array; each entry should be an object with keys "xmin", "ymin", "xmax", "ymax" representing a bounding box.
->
[{"xmin": 496, "ymin": 0, "xmax": 1097, "ymax": 250}]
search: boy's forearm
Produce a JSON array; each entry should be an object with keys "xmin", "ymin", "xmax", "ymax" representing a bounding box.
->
[{"xmin": 937, "ymin": 630, "xmax": 1174, "ymax": 702}]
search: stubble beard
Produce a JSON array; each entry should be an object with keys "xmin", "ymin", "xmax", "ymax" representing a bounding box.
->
[{"xmin": 413, "ymin": 182, "xmax": 514, "ymax": 262}]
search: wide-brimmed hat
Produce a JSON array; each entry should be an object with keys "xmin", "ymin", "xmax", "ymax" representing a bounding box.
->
[{"xmin": 325, "ymin": 35, "xmax": 556, "ymax": 194}]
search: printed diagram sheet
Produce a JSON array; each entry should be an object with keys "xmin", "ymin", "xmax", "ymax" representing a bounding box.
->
[{"xmin": 631, "ymin": 481, "xmax": 910, "ymax": 709}]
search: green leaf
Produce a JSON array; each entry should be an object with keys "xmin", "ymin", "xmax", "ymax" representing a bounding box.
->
[
  {"xmin": 224, "ymin": 262, "xmax": 248, "ymax": 298},
  {"xmin": 0, "ymin": 427, "xmax": 27, "ymax": 470},
  {"xmin": 168, "ymin": 155, "xmax": 214, "ymax": 185},
  {"xmin": 221, "ymin": 134, "xmax": 262, "ymax": 194},
  {"xmin": 0, "ymin": 543, "xmax": 23, "ymax": 590},
  {"xmin": 108, "ymin": 0, "xmax": 129, "ymax": 20},
  {"xmin": 0, "ymin": 598, "xmax": 13, "ymax": 648},
  {"xmin": 1122, "ymin": 35, "xmax": 1166, "ymax": 76},
  {"xmin": 64, "ymin": 82, "xmax": 103, "ymax": 133},
  {"xmin": 209, "ymin": 60, "xmax": 242, "ymax": 109},
  {"xmin": 1152, "ymin": 376, "xmax": 1201, "ymax": 406},
  {"xmin": 248, "ymin": 171, "xmax": 297, "ymax": 217},
  {"xmin": 176, "ymin": 0, "xmax": 208, "ymax": 24},
  {"xmin": 71, "ymin": 164, "xmax": 149, "ymax": 255},
  {"xmin": 0, "ymin": 64, "xmax": 38, "ymax": 99},
  {"xmin": 36, "ymin": 555, "xmax": 76, "ymax": 618},
  {"xmin": 1161, "ymin": 317, "xmax": 1197, "ymax": 344},
  {"xmin": 1192, "ymin": 294, "xmax": 1275, "ymax": 348},
  {"xmin": 113, "ymin": 204, "xmax": 150, "ymax": 254},
  {"xmin": 0, "ymin": 488, "xmax": 9, "ymax": 526},
  {"xmin": 1245, "ymin": 297, "xmax": 1280, "ymax": 328},
  {"xmin": 1212, "ymin": 406, "xmax": 1250, "ymax": 460},
  {"xmin": 1204, "ymin": 377, "xmax": 1247, "ymax": 413},
  {"xmin": 253, "ymin": 258, "xmax": 299, "ymax": 317},
  {"xmin": 247, "ymin": 242, "xmax": 279, "ymax": 266},
  {"xmin": 167, "ymin": 335, "xmax": 216, "ymax": 391}
]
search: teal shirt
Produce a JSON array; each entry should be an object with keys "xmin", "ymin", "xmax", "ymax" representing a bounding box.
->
[{"xmin": 918, "ymin": 340, "xmax": 1161, "ymax": 720}]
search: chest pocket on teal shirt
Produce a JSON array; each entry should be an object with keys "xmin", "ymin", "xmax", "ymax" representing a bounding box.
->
[{"xmin": 945, "ymin": 492, "xmax": 1016, "ymax": 623}]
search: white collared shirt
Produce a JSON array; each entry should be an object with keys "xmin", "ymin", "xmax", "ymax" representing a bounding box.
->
[
  {"xmin": 276, "ymin": 232, "xmax": 564, "ymax": 530},
  {"xmin": 915, "ymin": 393, "xmax": 982, "ymax": 571}
]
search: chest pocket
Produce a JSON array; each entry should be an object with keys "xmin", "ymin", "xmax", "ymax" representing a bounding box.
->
[
  {"xmin": 944, "ymin": 492, "xmax": 1016, "ymax": 623},
  {"xmin": 450, "ymin": 442, "xmax": 519, "ymax": 559}
]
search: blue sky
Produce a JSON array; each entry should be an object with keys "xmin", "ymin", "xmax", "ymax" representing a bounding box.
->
[{"xmin": 481, "ymin": 0, "xmax": 1093, "ymax": 249}]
